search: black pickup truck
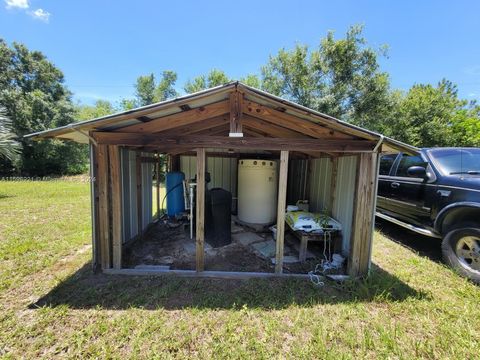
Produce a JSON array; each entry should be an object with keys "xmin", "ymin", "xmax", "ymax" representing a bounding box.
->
[{"xmin": 376, "ymin": 148, "xmax": 480, "ymax": 283}]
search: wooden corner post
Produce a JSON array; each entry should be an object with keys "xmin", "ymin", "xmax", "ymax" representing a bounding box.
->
[
  {"xmin": 348, "ymin": 152, "xmax": 378, "ymax": 277},
  {"xmin": 108, "ymin": 145, "xmax": 122, "ymax": 269},
  {"xmin": 196, "ymin": 148, "xmax": 206, "ymax": 272},
  {"xmin": 275, "ymin": 150, "xmax": 289, "ymax": 273},
  {"xmin": 96, "ymin": 144, "xmax": 111, "ymax": 270}
]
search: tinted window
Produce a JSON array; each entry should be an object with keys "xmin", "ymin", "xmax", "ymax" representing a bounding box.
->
[
  {"xmin": 379, "ymin": 154, "xmax": 397, "ymax": 175},
  {"xmin": 396, "ymin": 155, "xmax": 426, "ymax": 177},
  {"xmin": 428, "ymin": 148, "xmax": 480, "ymax": 175}
]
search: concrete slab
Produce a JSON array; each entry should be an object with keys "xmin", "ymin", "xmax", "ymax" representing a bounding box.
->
[
  {"xmin": 251, "ymin": 240, "xmax": 277, "ymax": 258},
  {"xmin": 233, "ymin": 232, "xmax": 264, "ymax": 247}
]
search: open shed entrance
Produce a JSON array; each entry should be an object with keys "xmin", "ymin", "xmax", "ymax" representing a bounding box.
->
[{"xmin": 121, "ymin": 148, "xmax": 350, "ymax": 276}]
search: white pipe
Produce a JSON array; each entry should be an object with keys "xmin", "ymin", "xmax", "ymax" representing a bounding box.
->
[{"xmin": 189, "ymin": 183, "xmax": 197, "ymax": 239}]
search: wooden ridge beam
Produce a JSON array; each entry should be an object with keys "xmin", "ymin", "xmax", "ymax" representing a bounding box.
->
[
  {"xmin": 116, "ymin": 101, "xmax": 230, "ymax": 134},
  {"xmin": 92, "ymin": 133, "xmax": 376, "ymax": 153},
  {"xmin": 243, "ymin": 100, "xmax": 355, "ymax": 140}
]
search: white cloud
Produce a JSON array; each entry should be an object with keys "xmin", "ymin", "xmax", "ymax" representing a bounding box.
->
[
  {"xmin": 4, "ymin": 0, "xmax": 29, "ymax": 9},
  {"xmin": 29, "ymin": 8, "xmax": 50, "ymax": 22}
]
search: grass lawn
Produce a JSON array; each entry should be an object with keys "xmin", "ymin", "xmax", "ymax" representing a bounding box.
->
[{"xmin": 0, "ymin": 178, "xmax": 479, "ymax": 359}]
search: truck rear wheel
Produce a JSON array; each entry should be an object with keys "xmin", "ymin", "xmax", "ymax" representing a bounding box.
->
[{"xmin": 442, "ymin": 228, "xmax": 480, "ymax": 284}]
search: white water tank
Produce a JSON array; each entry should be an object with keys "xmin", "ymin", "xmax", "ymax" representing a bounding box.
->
[{"xmin": 238, "ymin": 159, "xmax": 278, "ymax": 225}]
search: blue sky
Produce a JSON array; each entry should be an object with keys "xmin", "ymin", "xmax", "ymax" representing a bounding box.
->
[{"xmin": 1, "ymin": 0, "xmax": 480, "ymax": 106}]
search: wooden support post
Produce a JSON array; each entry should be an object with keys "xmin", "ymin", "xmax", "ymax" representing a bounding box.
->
[
  {"xmin": 275, "ymin": 150, "xmax": 289, "ymax": 273},
  {"xmin": 108, "ymin": 145, "xmax": 122, "ymax": 269},
  {"xmin": 156, "ymin": 151, "xmax": 160, "ymax": 220},
  {"xmin": 90, "ymin": 143, "xmax": 101, "ymax": 272},
  {"xmin": 229, "ymin": 91, "xmax": 243, "ymax": 135},
  {"xmin": 196, "ymin": 148, "xmax": 206, "ymax": 272},
  {"xmin": 136, "ymin": 152, "xmax": 143, "ymax": 234},
  {"xmin": 97, "ymin": 144, "xmax": 111, "ymax": 269},
  {"xmin": 348, "ymin": 152, "xmax": 378, "ymax": 277}
]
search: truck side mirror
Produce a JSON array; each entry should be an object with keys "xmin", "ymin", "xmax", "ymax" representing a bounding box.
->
[{"xmin": 407, "ymin": 166, "xmax": 427, "ymax": 178}]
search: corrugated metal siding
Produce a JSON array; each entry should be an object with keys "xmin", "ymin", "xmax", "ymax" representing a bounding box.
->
[
  {"xmin": 332, "ymin": 156, "xmax": 358, "ymax": 254},
  {"xmin": 289, "ymin": 156, "xmax": 358, "ymax": 255},
  {"xmin": 308, "ymin": 158, "xmax": 333, "ymax": 212},
  {"xmin": 180, "ymin": 155, "xmax": 238, "ymax": 195},
  {"xmin": 120, "ymin": 149, "xmax": 153, "ymax": 243}
]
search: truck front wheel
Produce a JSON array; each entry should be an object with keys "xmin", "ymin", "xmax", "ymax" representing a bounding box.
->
[{"xmin": 442, "ymin": 228, "xmax": 480, "ymax": 284}]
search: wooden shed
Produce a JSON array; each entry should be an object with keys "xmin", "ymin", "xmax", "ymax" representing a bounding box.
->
[{"xmin": 28, "ymin": 82, "xmax": 415, "ymax": 278}]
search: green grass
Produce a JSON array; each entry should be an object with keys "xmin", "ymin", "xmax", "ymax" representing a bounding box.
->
[{"xmin": 1, "ymin": 179, "xmax": 479, "ymax": 359}]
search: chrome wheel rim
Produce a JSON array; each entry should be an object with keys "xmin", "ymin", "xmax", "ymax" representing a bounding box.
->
[{"xmin": 455, "ymin": 235, "xmax": 480, "ymax": 274}]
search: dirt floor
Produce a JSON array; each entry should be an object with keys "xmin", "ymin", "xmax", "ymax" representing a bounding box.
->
[{"xmin": 124, "ymin": 218, "xmax": 345, "ymax": 274}]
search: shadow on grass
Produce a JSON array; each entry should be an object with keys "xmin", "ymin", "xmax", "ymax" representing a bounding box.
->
[
  {"xmin": 375, "ymin": 218, "xmax": 443, "ymax": 263},
  {"xmin": 0, "ymin": 193, "xmax": 13, "ymax": 199},
  {"xmin": 32, "ymin": 261, "xmax": 430, "ymax": 310}
]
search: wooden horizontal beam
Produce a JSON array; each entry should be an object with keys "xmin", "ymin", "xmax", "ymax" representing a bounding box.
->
[
  {"xmin": 92, "ymin": 133, "xmax": 376, "ymax": 152},
  {"xmin": 116, "ymin": 101, "xmax": 230, "ymax": 134}
]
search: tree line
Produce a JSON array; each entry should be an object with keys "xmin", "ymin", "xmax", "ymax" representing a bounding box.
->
[{"xmin": 1, "ymin": 25, "xmax": 479, "ymax": 176}]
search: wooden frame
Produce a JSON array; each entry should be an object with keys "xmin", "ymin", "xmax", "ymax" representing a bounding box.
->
[
  {"xmin": 348, "ymin": 152, "xmax": 378, "ymax": 276},
  {"xmin": 196, "ymin": 148, "xmax": 206, "ymax": 272},
  {"xmin": 91, "ymin": 133, "xmax": 376, "ymax": 153},
  {"xmin": 72, "ymin": 85, "xmax": 387, "ymax": 279},
  {"xmin": 275, "ymin": 150, "xmax": 289, "ymax": 273}
]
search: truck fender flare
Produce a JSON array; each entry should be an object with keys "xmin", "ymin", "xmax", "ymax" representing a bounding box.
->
[{"xmin": 434, "ymin": 202, "xmax": 480, "ymax": 233}]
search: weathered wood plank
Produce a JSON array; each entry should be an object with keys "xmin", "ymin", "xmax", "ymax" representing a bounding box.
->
[
  {"xmin": 275, "ymin": 150, "xmax": 289, "ymax": 273},
  {"xmin": 243, "ymin": 100, "xmax": 355, "ymax": 139},
  {"xmin": 348, "ymin": 152, "xmax": 377, "ymax": 277},
  {"xmin": 196, "ymin": 148, "xmax": 206, "ymax": 272},
  {"xmin": 96, "ymin": 144, "xmax": 111, "ymax": 269},
  {"xmin": 108, "ymin": 145, "xmax": 122, "ymax": 269},
  {"xmin": 92, "ymin": 133, "xmax": 376, "ymax": 153},
  {"xmin": 116, "ymin": 101, "xmax": 230, "ymax": 134},
  {"xmin": 229, "ymin": 92, "xmax": 243, "ymax": 134}
]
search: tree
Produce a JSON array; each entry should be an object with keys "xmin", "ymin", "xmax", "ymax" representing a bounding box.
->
[
  {"xmin": 75, "ymin": 100, "xmax": 115, "ymax": 121},
  {"xmin": 0, "ymin": 108, "xmax": 20, "ymax": 162},
  {"xmin": 135, "ymin": 74, "xmax": 156, "ymax": 106},
  {"xmin": 133, "ymin": 71, "xmax": 178, "ymax": 107},
  {"xmin": 184, "ymin": 69, "xmax": 230, "ymax": 93},
  {"xmin": 388, "ymin": 80, "xmax": 480, "ymax": 147},
  {"xmin": 261, "ymin": 25, "xmax": 392, "ymax": 128},
  {"xmin": 0, "ymin": 40, "xmax": 88, "ymax": 175}
]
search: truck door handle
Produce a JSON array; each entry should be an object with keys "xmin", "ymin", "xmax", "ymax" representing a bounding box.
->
[{"xmin": 391, "ymin": 182, "xmax": 400, "ymax": 189}]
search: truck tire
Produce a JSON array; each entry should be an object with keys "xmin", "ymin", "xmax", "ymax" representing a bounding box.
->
[{"xmin": 442, "ymin": 228, "xmax": 480, "ymax": 284}]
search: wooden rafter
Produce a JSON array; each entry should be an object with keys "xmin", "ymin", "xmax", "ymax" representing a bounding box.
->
[
  {"xmin": 242, "ymin": 100, "xmax": 355, "ymax": 139},
  {"xmin": 116, "ymin": 101, "xmax": 229, "ymax": 134},
  {"xmin": 156, "ymin": 115, "xmax": 229, "ymax": 136},
  {"xmin": 242, "ymin": 115, "xmax": 310, "ymax": 139}
]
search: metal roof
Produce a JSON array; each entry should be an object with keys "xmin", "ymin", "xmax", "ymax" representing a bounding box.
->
[{"xmin": 26, "ymin": 81, "xmax": 418, "ymax": 154}]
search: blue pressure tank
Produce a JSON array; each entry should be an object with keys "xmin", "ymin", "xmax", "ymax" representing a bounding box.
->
[{"xmin": 166, "ymin": 171, "xmax": 185, "ymax": 217}]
